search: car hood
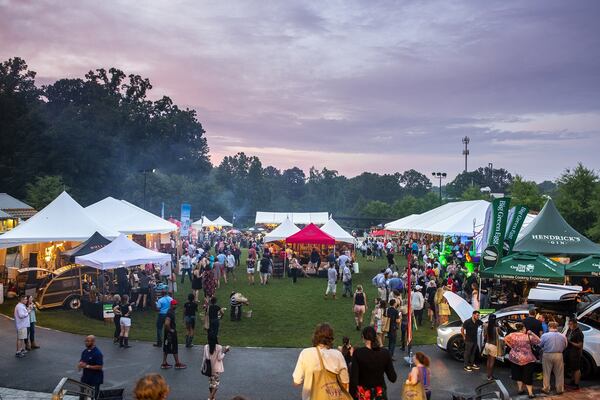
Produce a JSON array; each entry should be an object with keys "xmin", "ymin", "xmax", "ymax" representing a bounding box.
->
[{"xmin": 443, "ymin": 291, "xmax": 474, "ymax": 322}]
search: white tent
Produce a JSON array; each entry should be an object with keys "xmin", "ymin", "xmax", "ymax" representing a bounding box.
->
[
  {"xmin": 321, "ymin": 219, "xmax": 355, "ymax": 244},
  {"xmin": 75, "ymin": 234, "xmax": 171, "ymax": 270},
  {"xmin": 384, "ymin": 200, "xmax": 490, "ymax": 236},
  {"xmin": 85, "ymin": 197, "xmax": 177, "ymax": 235},
  {"xmin": 191, "ymin": 216, "xmax": 213, "ymax": 229},
  {"xmin": 0, "ymin": 192, "xmax": 118, "ymax": 248},
  {"xmin": 255, "ymin": 211, "xmax": 329, "ymax": 225},
  {"xmin": 385, "ymin": 214, "xmax": 420, "ymax": 231},
  {"xmin": 264, "ymin": 218, "xmax": 300, "ymax": 243},
  {"xmin": 212, "ymin": 216, "xmax": 233, "ymax": 228}
]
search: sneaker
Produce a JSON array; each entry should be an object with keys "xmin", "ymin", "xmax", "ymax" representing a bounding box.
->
[
  {"xmin": 471, "ymin": 364, "xmax": 480, "ymax": 370},
  {"xmin": 175, "ymin": 363, "xmax": 187, "ymax": 369},
  {"xmin": 15, "ymin": 352, "xmax": 25, "ymax": 358},
  {"xmin": 464, "ymin": 366, "xmax": 472, "ymax": 372},
  {"xmin": 160, "ymin": 363, "xmax": 172, "ymax": 369}
]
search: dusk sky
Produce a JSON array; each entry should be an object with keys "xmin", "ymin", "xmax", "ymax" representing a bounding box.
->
[{"xmin": 1, "ymin": 0, "xmax": 599, "ymax": 182}]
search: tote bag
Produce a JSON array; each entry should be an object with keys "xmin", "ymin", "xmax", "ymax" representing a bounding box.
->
[
  {"xmin": 311, "ymin": 348, "xmax": 352, "ymax": 400},
  {"xmin": 201, "ymin": 346, "xmax": 212, "ymax": 376},
  {"xmin": 401, "ymin": 382, "xmax": 426, "ymax": 400}
]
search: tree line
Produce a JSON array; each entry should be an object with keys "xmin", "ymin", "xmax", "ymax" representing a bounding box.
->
[{"xmin": 1, "ymin": 57, "xmax": 599, "ymax": 238}]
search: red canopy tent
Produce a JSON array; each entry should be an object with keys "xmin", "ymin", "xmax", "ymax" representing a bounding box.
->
[
  {"xmin": 286, "ymin": 223, "xmax": 335, "ymax": 245},
  {"xmin": 371, "ymin": 229, "xmax": 395, "ymax": 237}
]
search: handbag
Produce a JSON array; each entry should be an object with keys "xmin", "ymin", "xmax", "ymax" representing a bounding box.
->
[
  {"xmin": 381, "ymin": 311, "xmax": 391, "ymax": 333},
  {"xmin": 528, "ymin": 334, "xmax": 542, "ymax": 359},
  {"xmin": 201, "ymin": 347, "xmax": 212, "ymax": 376},
  {"xmin": 401, "ymin": 381, "xmax": 426, "ymax": 400},
  {"xmin": 311, "ymin": 347, "xmax": 352, "ymax": 400}
]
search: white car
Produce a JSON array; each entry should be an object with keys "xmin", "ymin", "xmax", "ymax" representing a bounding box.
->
[{"xmin": 436, "ymin": 285, "xmax": 600, "ymax": 379}]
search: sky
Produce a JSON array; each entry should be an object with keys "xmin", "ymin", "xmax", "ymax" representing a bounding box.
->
[{"xmin": 1, "ymin": 0, "xmax": 599, "ymax": 182}]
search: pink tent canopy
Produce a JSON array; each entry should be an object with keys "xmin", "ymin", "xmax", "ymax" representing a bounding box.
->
[{"xmin": 286, "ymin": 223, "xmax": 335, "ymax": 245}]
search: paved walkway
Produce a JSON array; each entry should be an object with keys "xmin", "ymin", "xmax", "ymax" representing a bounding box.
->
[{"xmin": 0, "ymin": 315, "xmax": 596, "ymax": 399}]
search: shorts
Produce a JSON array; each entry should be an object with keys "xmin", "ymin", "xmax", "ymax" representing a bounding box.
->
[
  {"xmin": 354, "ymin": 305, "xmax": 366, "ymax": 314},
  {"xmin": 483, "ymin": 343, "xmax": 498, "ymax": 357},
  {"xmin": 209, "ymin": 372, "xmax": 221, "ymax": 389},
  {"xmin": 120, "ymin": 317, "xmax": 132, "ymax": 327},
  {"xmin": 226, "ymin": 267, "xmax": 234, "ymax": 274},
  {"xmin": 184, "ymin": 315, "xmax": 196, "ymax": 329},
  {"xmin": 247, "ymin": 268, "xmax": 255, "ymax": 274},
  {"xmin": 326, "ymin": 283, "xmax": 337, "ymax": 294},
  {"xmin": 139, "ymin": 287, "xmax": 149, "ymax": 295},
  {"xmin": 163, "ymin": 332, "xmax": 178, "ymax": 354},
  {"xmin": 510, "ymin": 361, "xmax": 535, "ymax": 385},
  {"xmin": 565, "ymin": 350, "xmax": 582, "ymax": 372},
  {"xmin": 17, "ymin": 328, "xmax": 27, "ymax": 340},
  {"xmin": 260, "ymin": 272, "xmax": 269, "ymax": 280}
]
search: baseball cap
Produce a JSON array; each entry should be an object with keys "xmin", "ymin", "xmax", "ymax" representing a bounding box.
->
[{"xmin": 170, "ymin": 299, "xmax": 178, "ymax": 305}]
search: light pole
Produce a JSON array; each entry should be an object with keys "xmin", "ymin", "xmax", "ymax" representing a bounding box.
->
[
  {"xmin": 432, "ymin": 172, "xmax": 447, "ymax": 204},
  {"xmin": 140, "ymin": 168, "xmax": 156, "ymax": 210}
]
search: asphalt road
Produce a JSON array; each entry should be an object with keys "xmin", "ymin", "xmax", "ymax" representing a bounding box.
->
[{"xmin": 0, "ymin": 315, "xmax": 594, "ymax": 399}]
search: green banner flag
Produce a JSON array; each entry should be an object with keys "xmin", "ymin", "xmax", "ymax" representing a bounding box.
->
[
  {"xmin": 503, "ymin": 205, "xmax": 529, "ymax": 255},
  {"xmin": 481, "ymin": 197, "xmax": 511, "ymax": 269}
]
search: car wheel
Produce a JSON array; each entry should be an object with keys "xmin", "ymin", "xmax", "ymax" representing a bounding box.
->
[
  {"xmin": 447, "ymin": 335, "xmax": 465, "ymax": 362},
  {"xmin": 64, "ymin": 296, "xmax": 81, "ymax": 310},
  {"xmin": 581, "ymin": 352, "xmax": 596, "ymax": 380}
]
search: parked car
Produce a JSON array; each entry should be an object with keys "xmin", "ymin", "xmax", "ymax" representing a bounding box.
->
[
  {"xmin": 35, "ymin": 264, "xmax": 108, "ymax": 310},
  {"xmin": 437, "ymin": 284, "xmax": 600, "ymax": 379}
]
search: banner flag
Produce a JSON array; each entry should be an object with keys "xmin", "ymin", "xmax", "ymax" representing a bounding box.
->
[
  {"xmin": 180, "ymin": 203, "xmax": 191, "ymax": 237},
  {"xmin": 503, "ymin": 205, "xmax": 529, "ymax": 255},
  {"xmin": 480, "ymin": 197, "xmax": 511, "ymax": 269}
]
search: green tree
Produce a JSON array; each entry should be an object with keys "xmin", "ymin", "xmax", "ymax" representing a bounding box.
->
[
  {"xmin": 25, "ymin": 176, "xmax": 68, "ymax": 210},
  {"xmin": 399, "ymin": 169, "xmax": 432, "ymax": 197},
  {"xmin": 460, "ymin": 186, "xmax": 490, "ymax": 201},
  {"xmin": 555, "ymin": 163, "xmax": 599, "ymax": 235},
  {"xmin": 508, "ymin": 175, "xmax": 545, "ymax": 211}
]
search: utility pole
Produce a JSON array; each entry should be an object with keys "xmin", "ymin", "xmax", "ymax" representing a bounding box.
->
[{"xmin": 462, "ymin": 136, "xmax": 470, "ymax": 172}]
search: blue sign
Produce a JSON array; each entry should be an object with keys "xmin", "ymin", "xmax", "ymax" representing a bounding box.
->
[{"xmin": 180, "ymin": 203, "xmax": 191, "ymax": 237}]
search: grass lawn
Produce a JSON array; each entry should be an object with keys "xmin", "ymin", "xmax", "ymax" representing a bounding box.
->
[{"xmin": 0, "ymin": 251, "xmax": 444, "ymax": 348}]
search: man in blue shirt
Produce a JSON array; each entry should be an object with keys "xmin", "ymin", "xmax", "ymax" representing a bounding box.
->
[
  {"xmin": 78, "ymin": 335, "xmax": 103, "ymax": 398},
  {"xmin": 154, "ymin": 290, "xmax": 173, "ymax": 347},
  {"xmin": 540, "ymin": 321, "xmax": 568, "ymax": 394}
]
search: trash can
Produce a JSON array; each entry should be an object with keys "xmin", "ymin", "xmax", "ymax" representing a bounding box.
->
[{"xmin": 353, "ymin": 263, "xmax": 359, "ymax": 274}]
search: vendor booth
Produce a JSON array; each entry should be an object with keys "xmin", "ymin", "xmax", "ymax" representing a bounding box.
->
[
  {"xmin": 61, "ymin": 232, "xmax": 111, "ymax": 263},
  {"xmin": 211, "ymin": 216, "xmax": 233, "ymax": 228},
  {"xmin": 480, "ymin": 252, "xmax": 565, "ymax": 309},
  {"xmin": 262, "ymin": 218, "xmax": 300, "ymax": 277},
  {"xmin": 286, "ymin": 224, "xmax": 335, "ymax": 276},
  {"xmin": 264, "ymin": 218, "xmax": 300, "ymax": 243},
  {"xmin": 0, "ymin": 192, "xmax": 118, "ymax": 270},
  {"xmin": 75, "ymin": 234, "xmax": 171, "ymax": 320},
  {"xmin": 191, "ymin": 216, "xmax": 213, "ymax": 230},
  {"xmin": 566, "ymin": 255, "xmax": 600, "ymax": 277}
]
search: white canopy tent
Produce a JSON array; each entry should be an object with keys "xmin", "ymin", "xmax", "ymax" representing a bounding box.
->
[
  {"xmin": 191, "ymin": 216, "xmax": 213, "ymax": 229},
  {"xmin": 212, "ymin": 216, "xmax": 233, "ymax": 228},
  {"xmin": 384, "ymin": 214, "xmax": 420, "ymax": 231},
  {"xmin": 85, "ymin": 197, "xmax": 177, "ymax": 235},
  {"xmin": 75, "ymin": 234, "xmax": 171, "ymax": 270},
  {"xmin": 263, "ymin": 218, "xmax": 300, "ymax": 243},
  {"xmin": 384, "ymin": 200, "xmax": 490, "ymax": 236},
  {"xmin": 321, "ymin": 219, "xmax": 355, "ymax": 244},
  {"xmin": 255, "ymin": 211, "xmax": 329, "ymax": 225},
  {"xmin": 0, "ymin": 192, "xmax": 118, "ymax": 248}
]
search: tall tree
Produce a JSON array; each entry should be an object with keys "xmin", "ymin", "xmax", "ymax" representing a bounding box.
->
[
  {"xmin": 555, "ymin": 163, "xmax": 599, "ymax": 235},
  {"xmin": 508, "ymin": 175, "xmax": 545, "ymax": 211}
]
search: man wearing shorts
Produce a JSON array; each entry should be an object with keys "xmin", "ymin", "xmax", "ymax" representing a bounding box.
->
[
  {"xmin": 325, "ymin": 264, "xmax": 338, "ymax": 299},
  {"xmin": 14, "ymin": 295, "xmax": 30, "ymax": 358}
]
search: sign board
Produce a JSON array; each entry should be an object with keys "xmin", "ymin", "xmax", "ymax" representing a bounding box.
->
[
  {"xmin": 180, "ymin": 203, "xmax": 191, "ymax": 237},
  {"xmin": 103, "ymin": 303, "xmax": 114, "ymax": 319}
]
